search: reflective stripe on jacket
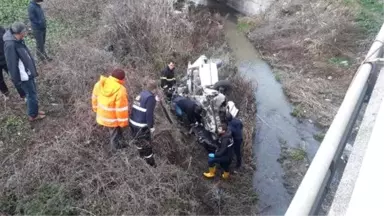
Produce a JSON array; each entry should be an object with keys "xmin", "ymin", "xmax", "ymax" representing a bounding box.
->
[
  {"xmin": 160, "ymin": 66, "xmax": 175, "ymax": 88},
  {"xmin": 130, "ymin": 90, "xmax": 156, "ymax": 128},
  {"xmin": 92, "ymin": 75, "xmax": 129, "ymax": 128}
]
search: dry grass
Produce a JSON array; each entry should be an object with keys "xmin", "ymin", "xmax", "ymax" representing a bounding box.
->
[
  {"xmin": 247, "ymin": 0, "xmax": 381, "ymax": 127},
  {"xmin": 0, "ymin": 0, "xmax": 257, "ymax": 215}
]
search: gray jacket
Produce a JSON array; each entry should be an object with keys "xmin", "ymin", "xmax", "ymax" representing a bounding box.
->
[{"xmin": 3, "ymin": 30, "xmax": 37, "ymax": 84}]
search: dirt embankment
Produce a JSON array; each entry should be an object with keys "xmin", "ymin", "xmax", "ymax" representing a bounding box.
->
[
  {"xmin": 239, "ymin": 0, "xmax": 383, "ymax": 197},
  {"xmin": 0, "ymin": 0, "xmax": 257, "ymax": 215},
  {"xmin": 244, "ymin": 0, "xmax": 383, "ymax": 128}
]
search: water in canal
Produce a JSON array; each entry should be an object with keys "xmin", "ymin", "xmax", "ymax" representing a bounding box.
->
[{"xmin": 188, "ymin": 0, "xmax": 322, "ymax": 214}]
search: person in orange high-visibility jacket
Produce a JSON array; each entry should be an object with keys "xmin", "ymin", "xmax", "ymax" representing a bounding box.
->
[{"xmin": 92, "ymin": 69, "xmax": 129, "ymax": 152}]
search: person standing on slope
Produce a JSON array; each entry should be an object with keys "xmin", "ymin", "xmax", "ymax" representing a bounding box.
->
[
  {"xmin": 3, "ymin": 22, "xmax": 45, "ymax": 121},
  {"xmin": 130, "ymin": 80, "xmax": 159, "ymax": 167},
  {"xmin": 92, "ymin": 69, "xmax": 129, "ymax": 152},
  {"xmin": 0, "ymin": 26, "xmax": 26, "ymax": 100},
  {"xmin": 226, "ymin": 113, "xmax": 244, "ymax": 169},
  {"xmin": 160, "ymin": 61, "xmax": 176, "ymax": 102},
  {"xmin": 203, "ymin": 121, "xmax": 234, "ymax": 179},
  {"xmin": 28, "ymin": 0, "xmax": 51, "ymax": 62}
]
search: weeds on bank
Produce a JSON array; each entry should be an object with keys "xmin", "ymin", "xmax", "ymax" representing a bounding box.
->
[
  {"xmin": 313, "ymin": 132, "xmax": 326, "ymax": 142},
  {"xmin": 329, "ymin": 57, "xmax": 351, "ymax": 67},
  {"xmin": 274, "ymin": 72, "xmax": 282, "ymax": 82},
  {"xmin": 16, "ymin": 184, "xmax": 77, "ymax": 215},
  {"xmin": 237, "ymin": 17, "xmax": 259, "ymax": 33},
  {"xmin": 290, "ymin": 148, "xmax": 307, "ymax": 161},
  {"xmin": 290, "ymin": 105, "xmax": 304, "ymax": 118},
  {"xmin": 347, "ymin": 0, "xmax": 384, "ymax": 34},
  {"xmin": 0, "ymin": 0, "xmax": 29, "ymax": 26}
]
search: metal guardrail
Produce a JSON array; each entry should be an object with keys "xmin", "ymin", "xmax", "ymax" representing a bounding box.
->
[{"xmin": 285, "ymin": 23, "xmax": 384, "ymax": 216}]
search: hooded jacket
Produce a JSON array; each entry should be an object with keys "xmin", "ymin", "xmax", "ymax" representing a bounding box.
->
[
  {"xmin": 92, "ymin": 76, "xmax": 129, "ymax": 128},
  {"xmin": 3, "ymin": 30, "xmax": 38, "ymax": 85},
  {"xmin": 0, "ymin": 27, "xmax": 6, "ymax": 67},
  {"xmin": 28, "ymin": 0, "xmax": 47, "ymax": 30}
]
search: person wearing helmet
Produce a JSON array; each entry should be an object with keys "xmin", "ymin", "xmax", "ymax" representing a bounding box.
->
[{"xmin": 226, "ymin": 112, "xmax": 243, "ymax": 168}]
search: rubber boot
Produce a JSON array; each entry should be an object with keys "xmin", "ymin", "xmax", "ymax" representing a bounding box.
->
[
  {"xmin": 203, "ymin": 166, "xmax": 216, "ymax": 178},
  {"xmin": 222, "ymin": 171, "xmax": 230, "ymax": 180}
]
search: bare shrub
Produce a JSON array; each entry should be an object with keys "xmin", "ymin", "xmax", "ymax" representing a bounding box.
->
[
  {"xmin": 248, "ymin": 0, "xmax": 369, "ymax": 126},
  {"xmin": 100, "ymin": 0, "xmax": 225, "ymax": 71},
  {"xmin": 0, "ymin": 0, "xmax": 257, "ymax": 215}
]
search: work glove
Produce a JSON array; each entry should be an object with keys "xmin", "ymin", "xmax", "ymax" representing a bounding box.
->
[
  {"xmin": 208, "ymin": 153, "xmax": 215, "ymax": 162},
  {"xmin": 150, "ymin": 128, "xmax": 155, "ymax": 134}
]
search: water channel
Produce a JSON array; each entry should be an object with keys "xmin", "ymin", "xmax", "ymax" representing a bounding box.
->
[{"xmin": 187, "ymin": 1, "xmax": 322, "ymax": 214}]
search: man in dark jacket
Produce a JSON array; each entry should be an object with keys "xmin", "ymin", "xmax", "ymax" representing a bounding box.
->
[
  {"xmin": 172, "ymin": 95, "xmax": 202, "ymax": 126},
  {"xmin": 203, "ymin": 121, "xmax": 234, "ymax": 179},
  {"xmin": 4, "ymin": 22, "xmax": 45, "ymax": 121},
  {"xmin": 226, "ymin": 113, "xmax": 244, "ymax": 168},
  {"xmin": 0, "ymin": 26, "xmax": 25, "ymax": 99},
  {"xmin": 28, "ymin": 0, "xmax": 51, "ymax": 62},
  {"xmin": 160, "ymin": 61, "xmax": 176, "ymax": 102},
  {"xmin": 130, "ymin": 80, "xmax": 158, "ymax": 167},
  {"xmin": 160, "ymin": 61, "xmax": 176, "ymax": 89}
]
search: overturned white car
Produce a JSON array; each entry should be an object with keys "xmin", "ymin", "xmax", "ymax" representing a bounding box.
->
[{"xmin": 170, "ymin": 55, "xmax": 239, "ymax": 151}]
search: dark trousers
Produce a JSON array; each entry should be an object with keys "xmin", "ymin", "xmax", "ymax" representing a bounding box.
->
[
  {"xmin": 209, "ymin": 157, "xmax": 231, "ymax": 172},
  {"xmin": 0, "ymin": 65, "xmax": 25, "ymax": 98},
  {"xmin": 20, "ymin": 79, "xmax": 39, "ymax": 118},
  {"xmin": 130, "ymin": 126, "xmax": 156, "ymax": 167},
  {"xmin": 33, "ymin": 29, "xmax": 48, "ymax": 60},
  {"xmin": 234, "ymin": 138, "xmax": 243, "ymax": 168},
  {"xmin": 0, "ymin": 65, "xmax": 9, "ymax": 95},
  {"xmin": 109, "ymin": 127, "xmax": 123, "ymax": 151}
]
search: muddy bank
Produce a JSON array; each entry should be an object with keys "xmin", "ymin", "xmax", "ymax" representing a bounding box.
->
[{"xmin": 245, "ymin": 0, "xmax": 380, "ymax": 127}]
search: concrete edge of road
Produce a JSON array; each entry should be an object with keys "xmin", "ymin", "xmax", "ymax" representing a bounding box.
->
[
  {"xmin": 345, "ymin": 68, "xmax": 384, "ymax": 215},
  {"xmin": 328, "ymin": 67, "xmax": 384, "ymax": 216}
]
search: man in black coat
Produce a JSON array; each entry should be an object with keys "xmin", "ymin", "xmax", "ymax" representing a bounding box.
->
[
  {"xmin": 0, "ymin": 26, "xmax": 25, "ymax": 99},
  {"xmin": 160, "ymin": 61, "xmax": 176, "ymax": 102},
  {"xmin": 28, "ymin": 0, "xmax": 51, "ymax": 62},
  {"xmin": 160, "ymin": 61, "xmax": 176, "ymax": 89},
  {"xmin": 203, "ymin": 121, "xmax": 234, "ymax": 179},
  {"xmin": 4, "ymin": 22, "xmax": 45, "ymax": 121},
  {"xmin": 226, "ymin": 113, "xmax": 244, "ymax": 168}
]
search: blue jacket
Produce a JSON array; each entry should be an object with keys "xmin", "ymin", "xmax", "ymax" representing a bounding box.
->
[
  {"xmin": 130, "ymin": 90, "xmax": 156, "ymax": 129},
  {"xmin": 229, "ymin": 118, "xmax": 243, "ymax": 140},
  {"xmin": 28, "ymin": 1, "xmax": 46, "ymax": 30}
]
